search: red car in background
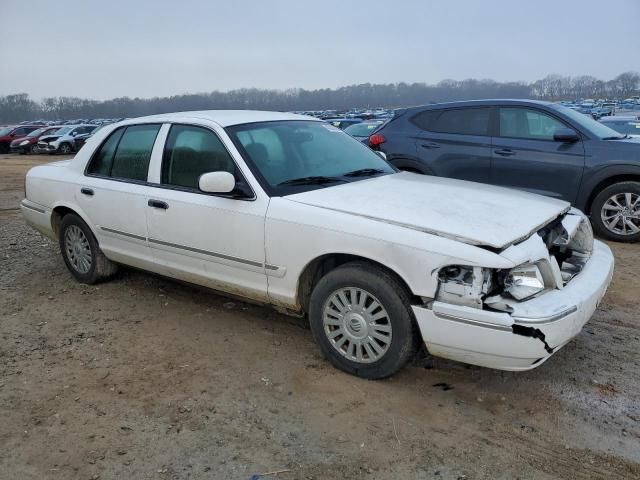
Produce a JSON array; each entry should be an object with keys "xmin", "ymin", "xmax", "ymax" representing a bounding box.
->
[
  {"xmin": 0, "ymin": 125, "xmax": 43, "ymax": 153},
  {"xmin": 9, "ymin": 126, "xmax": 61, "ymax": 154}
]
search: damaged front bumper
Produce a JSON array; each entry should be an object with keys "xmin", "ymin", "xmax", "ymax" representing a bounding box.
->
[{"xmin": 412, "ymin": 240, "xmax": 614, "ymax": 371}]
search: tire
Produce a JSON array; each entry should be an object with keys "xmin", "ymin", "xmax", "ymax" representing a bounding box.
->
[
  {"xmin": 58, "ymin": 214, "xmax": 118, "ymax": 284},
  {"xmin": 29, "ymin": 144, "xmax": 38, "ymax": 154},
  {"xmin": 308, "ymin": 261, "xmax": 418, "ymax": 379},
  {"xmin": 0, "ymin": 142, "xmax": 8, "ymax": 154},
  {"xmin": 59, "ymin": 142, "xmax": 72, "ymax": 155},
  {"xmin": 590, "ymin": 181, "xmax": 640, "ymax": 243}
]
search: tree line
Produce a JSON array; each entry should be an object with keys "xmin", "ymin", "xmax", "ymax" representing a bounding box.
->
[{"xmin": 1, "ymin": 72, "xmax": 638, "ymax": 123}]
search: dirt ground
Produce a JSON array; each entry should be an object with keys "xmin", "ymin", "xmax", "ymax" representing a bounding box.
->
[{"xmin": 0, "ymin": 152, "xmax": 638, "ymax": 480}]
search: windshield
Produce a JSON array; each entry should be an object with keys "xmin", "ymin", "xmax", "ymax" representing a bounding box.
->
[
  {"xmin": 344, "ymin": 122, "xmax": 383, "ymax": 137},
  {"xmin": 27, "ymin": 128, "xmax": 45, "ymax": 137},
  {"xmin": 551, "ymin": 104, "xmax": 624, "ymax": 139},
  {"xmin": 603, "ymin": 120, "xmax": 640, "ymax": 135},
  {"xmin": 51, "ymin": 126, "xmax": 72, "ymax": 135},
  {"xmin": 226, "ymin": 120, "xmax": 395, "ymax": 195},
  {"xmin": 0, "ymin": 127, "xmax": 13, "ymax": 136}
]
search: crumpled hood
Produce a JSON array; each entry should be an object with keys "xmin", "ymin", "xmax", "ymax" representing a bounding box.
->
[
  {"xmin": 39, "ymin": 135, "xmax": 61, "ymax": 143},
  {"xmin": 286, "ymin": 172, "xmax": 570, "ymax": 249}
]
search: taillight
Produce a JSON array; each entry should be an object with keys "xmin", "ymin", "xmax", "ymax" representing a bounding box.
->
[{"xmin": 368, "ymin": 133, "xmax": 386, "ymax": 150}]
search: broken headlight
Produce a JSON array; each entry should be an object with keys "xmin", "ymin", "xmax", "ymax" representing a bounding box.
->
[
  {"xmin": 504, "ymin": 263, "xmax": 545, "ymax": 300},
  {"xmin": 436, "ymin": 265, "xmax": 494, "ymax": 309}
]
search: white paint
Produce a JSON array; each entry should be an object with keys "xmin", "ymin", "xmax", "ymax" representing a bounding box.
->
[{"xmin": 21, "ymin": 110, "xmax": 615, "ymax": 372}]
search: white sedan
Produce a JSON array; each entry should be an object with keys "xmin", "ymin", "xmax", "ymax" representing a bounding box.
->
[{"xmin": 21, "ymin": 110, "xmax": 614, "ymax": 378}]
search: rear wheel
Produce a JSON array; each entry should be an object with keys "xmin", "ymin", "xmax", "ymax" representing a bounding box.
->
[
  {"xmin": 59, "ymin": 214, "xmax": 118, "ymax": 284},
  {"xmin": 591, "ymin": 181, "xmax": 640, "ymax": 242},
  {"xmin": 308, "ymin": 262, "xmax": 418, "ymax": 379}
]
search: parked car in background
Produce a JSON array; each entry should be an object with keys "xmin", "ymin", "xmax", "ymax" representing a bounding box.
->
[
  {"xmin": 344, "ymin": 119, "xmax": 386, "ymax": 143},
  {"xmin": 369, "ymin": 100, "xmax": 640, "ymax": 242},
  {"xmin": 37, "ymin": 124, "xmax": 98, "ymax": 154},
  {"xmin": 600, "ymin": 116, "xmax": 640, "ymax": 138},
  {"xmin": 0, "ymin": 125, "xmax": 43, "ymax": 153},
  {"xmin": 324, "ymin": 118, "xmax": 362, "ymax": 130},
  {"xmin": 21, "ymin": 110, "xmax": 613, "ymax": 378},
  {"xmin": 9, "ymin": 126, "xmax": 61, "ymax": 154},
  {"xmin": 73, "ymin": 125, "xmax": 104, "ymax": 151}
]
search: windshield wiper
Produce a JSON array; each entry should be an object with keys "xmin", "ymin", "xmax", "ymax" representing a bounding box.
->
[
  {"xmin": 602, "ymin": 135, "xmax": 627, "ymax": 140},
  {"xmin": 343, "ymin": 168, "xmax": 386, "ymax": 178},
  {"xmin": 278, "ymin": 176, "xmax": 347, "ymax": 186}
]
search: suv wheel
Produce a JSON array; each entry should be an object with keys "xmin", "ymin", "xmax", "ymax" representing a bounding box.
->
[
  {"xmin": 59, "ymin": 214, "xmax": 118, "ymax": 283},
  {"xmin": 308, "ymin": 262, "xmax": 418, "ymax": 379},
  {"xmin": 591, "ymin": 181, "xmax": 640, "ymax": 242},
  {"xmin": 59, "ymin": 143, "xmax": 72, "ymax": 155}
]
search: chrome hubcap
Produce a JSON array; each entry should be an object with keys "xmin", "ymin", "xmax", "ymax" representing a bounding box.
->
[
  {"xmin": 64, "ymin": 225, "xmax": 92, "ymax": 273},
  {"xmin": 322, "ymin": 287, "xmax": 392, "ymax": 364},
  {"xmin": 601, "ymin": 193, "xmax": 640, "ymax": 236}
]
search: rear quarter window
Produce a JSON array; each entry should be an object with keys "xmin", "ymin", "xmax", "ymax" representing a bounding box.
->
[{"xmin": 412, "ymin": 108, "xmax": 491, "ymax": 136}]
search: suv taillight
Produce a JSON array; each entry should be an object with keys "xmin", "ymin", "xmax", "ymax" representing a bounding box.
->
[{"xmin": 368, "ymin": 133, "xmax": 386, "ymax": 150}]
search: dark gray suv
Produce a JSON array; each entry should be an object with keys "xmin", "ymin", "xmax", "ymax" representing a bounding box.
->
[{"xmin": 370, "ymin": 100, "xmax": 640, "ymax": 242}]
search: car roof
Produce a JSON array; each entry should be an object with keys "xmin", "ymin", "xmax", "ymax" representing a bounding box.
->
[
  {"xmin": 122, "ymin": 110, "xmax": 317, "ymax": 127},
  {"xmin": 398, "ymin": 99, "xmax": 553, "ymax": 114}
]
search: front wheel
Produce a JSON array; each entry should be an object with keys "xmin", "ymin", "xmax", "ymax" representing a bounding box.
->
[
  {"xmin": 59, "ymin": 214, "xmax": 118, "ymax": 283},
  {"xmin": 591, "ymin": 182, "xmax": 640, "ymax": 242},
  {"xmin": 59, "ymin": 142, "xmax": 72, "ymax": 155},
  {"xmin": 308, "ymin": 262, "xmax": 418, "ymax": 379}
]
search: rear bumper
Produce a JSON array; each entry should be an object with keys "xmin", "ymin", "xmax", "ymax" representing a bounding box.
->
[
  {"xmin": 21, "ymin": 199, "xmax": 55, "ymax": 240},
  {"xmin": 412, "ymin": 240, "xmax": 614, "ymax": 371}
]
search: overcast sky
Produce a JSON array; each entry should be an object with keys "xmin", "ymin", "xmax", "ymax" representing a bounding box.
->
[{"xmin": 2, "ymin": 0, "xmax": 638, "ymax": 100}]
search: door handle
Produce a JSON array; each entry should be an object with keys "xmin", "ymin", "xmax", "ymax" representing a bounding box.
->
[
  {"xmin": 494, "ymin": 148, "xmax": 515, "ymax": 156},
  {"xmin": 421, "ymin": 142, "xmax": 441, "ymax": 149},
  {"xmin": 148, "ymin": 199, "xmax": 169, "ymax": 210},
  {"xmin": 80, "ymin": 187, "xmax": 94, "ymax": 196}
]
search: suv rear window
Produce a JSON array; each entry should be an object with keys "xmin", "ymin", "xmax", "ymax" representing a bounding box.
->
[{"xmin": 412, "ymin": 107, "xmax": 491, "ymax": 136}]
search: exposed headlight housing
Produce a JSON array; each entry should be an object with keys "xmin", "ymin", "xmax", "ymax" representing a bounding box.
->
[
  {"xmin": 504, "ymin": 263, "xmax": 546, "ymax": 300},
  {"xmin": 436, "ymin": 265, "xmax": 494, "ymax": 309}
]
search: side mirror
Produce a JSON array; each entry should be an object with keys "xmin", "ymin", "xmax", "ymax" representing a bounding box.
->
[
  {"xmin": 553, "ymin": 128, "xmax": 580, "ymax": 143},
  {"xmin": 199, "ymin": 171, "xmax": 235, "ymax": 194},
  {"xmin": 376, "ymin": 150, "xmax": 387, "ymax": 160}
]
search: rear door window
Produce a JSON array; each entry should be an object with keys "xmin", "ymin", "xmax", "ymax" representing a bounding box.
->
[
  {"xmin": 111, "ymin": 125, "xmax": 161, "ymax": 181},
  {"xmin": 87, "ymin": 124, "xmax": 160, "ymax": 181},
  {"xmin": 413, "ymin": 108, "xmax": 491, "ymax": 136}
]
